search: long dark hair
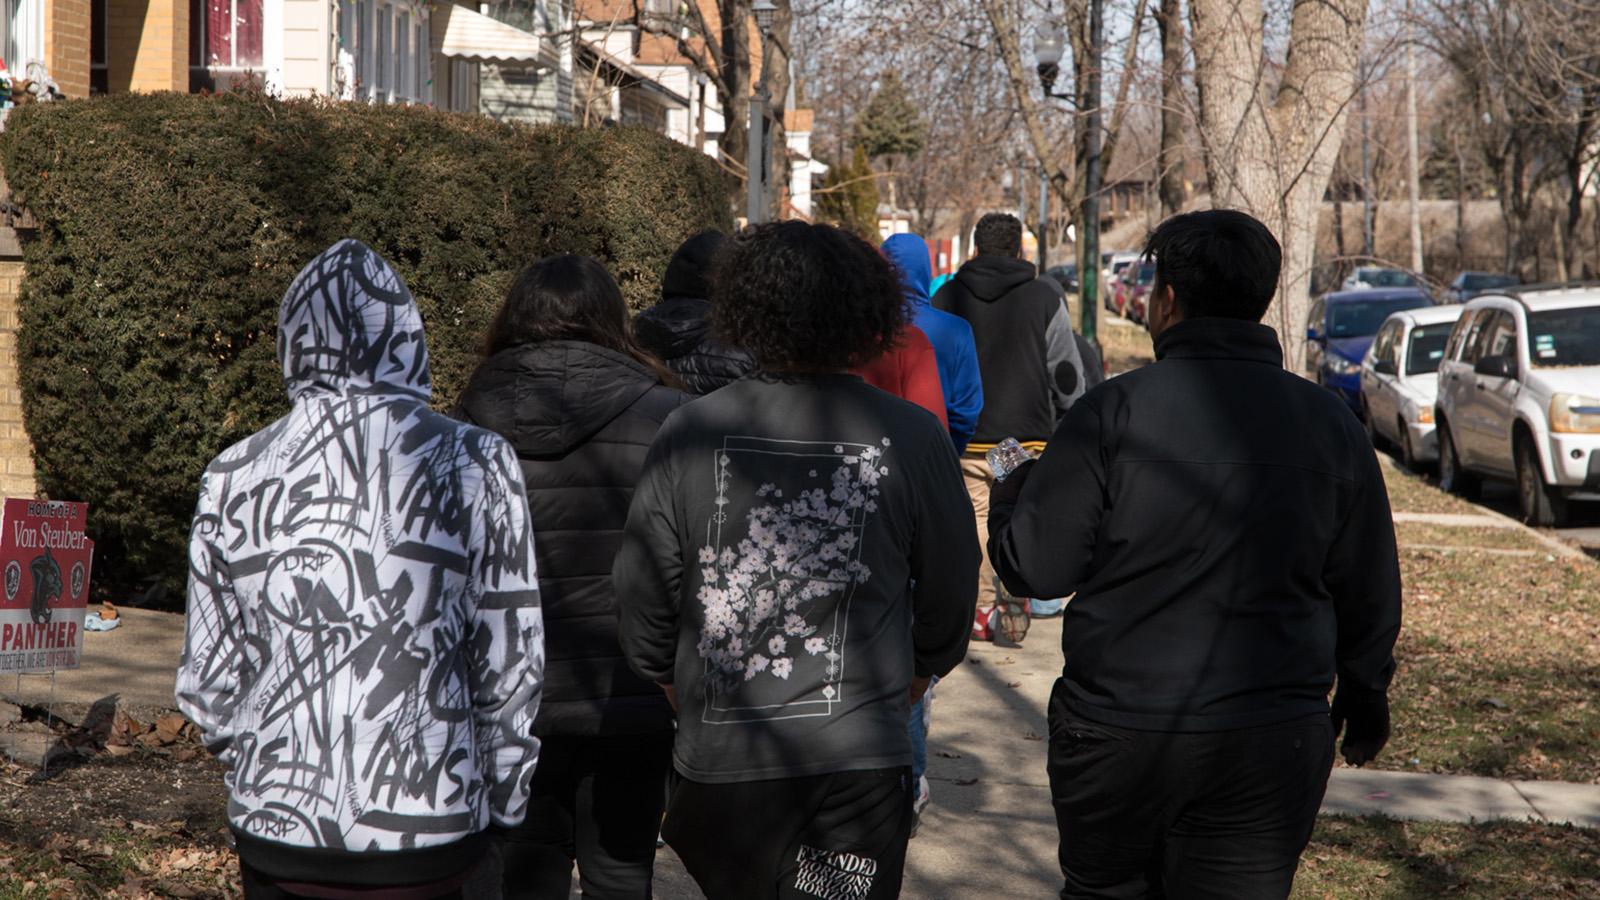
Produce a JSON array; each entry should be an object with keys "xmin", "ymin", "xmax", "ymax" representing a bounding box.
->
[{"xmin": 484, "ymin": 254, "xmax": 679, "ymax": 387}]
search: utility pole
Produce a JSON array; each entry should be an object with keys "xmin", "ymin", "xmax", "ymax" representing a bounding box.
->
[
  {"xmin": 747, "ymin": 88, "xmax": 768, "ymax": 224},
  {"xmin": 1080, "ymin": 0, "xmax": 1103, "ymax": 345},
  {"xmin": 1406, "ymin": 1, "xmax": 1423, "ymax": 274}
]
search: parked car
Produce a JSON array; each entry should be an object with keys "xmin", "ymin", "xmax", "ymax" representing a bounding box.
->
[
  {"xmin": 1307, "ymin": 288, "xmax": 1434, "ymax": 411},
  {"xmin": 1045, "ymin": 263, "xmax": 1079, "ymax": 293},
  {"xmin": 1448, "ymin": 271, "xmax": 1520, "ymax": 304},
  {"xmin": 1434, "ymin": 286, "xmax": 1600, "ymax": 526},
  {"xmin": 1360, "ymin": 304, "xmax": 1464, "ymax": 469},
  {"xmin": 1123, "ymin": 261, "xmax": 1156, "ymax": 324},
  {"xmin": 1342, "ymin": 267, "xmax": 1423, "ymax": 291},
  {"xmin": 1102, "ymin": 252, "xmax": 1140, "ymax": 311}
]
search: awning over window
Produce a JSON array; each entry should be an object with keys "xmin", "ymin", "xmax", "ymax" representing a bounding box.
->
[{"xmin": 431, "ymin": 4, "xmax": 545, "ymax": 65}]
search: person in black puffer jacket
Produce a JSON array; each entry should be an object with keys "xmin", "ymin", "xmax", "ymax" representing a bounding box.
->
[
  {"xmin": 457, "ymin": 254, "xmax": 690, "ymax": 900},
  {"xmin": 635, "ymin": 230, "xmax": 756, "ymax": 395}
]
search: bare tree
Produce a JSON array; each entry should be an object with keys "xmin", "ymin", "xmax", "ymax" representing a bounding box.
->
[
  {"xmin": 1155, "ymin": 0, "xmax": 1186, "ymax": 217},
  {"xmin": 1188, "ymin": 0, "xmax": 1370, "ymax": 370}
]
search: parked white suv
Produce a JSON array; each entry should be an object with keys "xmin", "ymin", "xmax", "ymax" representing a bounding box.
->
[
  {"xmin": 1435, "ymin": 286, "xmax": 1600, "ymax": 526},
  {"xmin": 1360, "ymin": 304, "xmax": 1463, "ymax": 470}
]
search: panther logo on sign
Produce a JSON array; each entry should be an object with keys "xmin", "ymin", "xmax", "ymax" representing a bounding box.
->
[
  {"xmin": 3, "ymin": 561, "xmax": 18, "ymax": 602},
  {"xmin": 70, "ymin": 562, "xmax": 85, "ymax": 602}
]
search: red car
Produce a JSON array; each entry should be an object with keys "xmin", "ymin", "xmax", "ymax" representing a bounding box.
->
[{"xmin": 1113, "ymin": 262, "xmax": 1157, "ymax": 323}]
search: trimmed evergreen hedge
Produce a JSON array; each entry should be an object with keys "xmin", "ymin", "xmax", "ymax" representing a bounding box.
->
[{"xmin": 0, "ymin": 92, "xmax": 730, "ymax": 603}]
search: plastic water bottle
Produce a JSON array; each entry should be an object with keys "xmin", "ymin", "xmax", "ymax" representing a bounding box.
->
[{"xmin": 986, "ymin": 437, "xmax": 1035, "ymax": 482}]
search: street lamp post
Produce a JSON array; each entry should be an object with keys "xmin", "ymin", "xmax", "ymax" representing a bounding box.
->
[
  {"xmin": 1033, "ymin": 26, "xmax": 1065, "ymax": 274},
  {"xmin": 1033, "ymin": 18, "xmax": 1098, "ymax": 345},
  {"xmin": 748, "ymin": 0, "xmax": 777, "ymax": 225}
]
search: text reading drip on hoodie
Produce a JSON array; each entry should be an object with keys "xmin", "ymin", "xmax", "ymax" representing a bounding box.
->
[
  {"xmin": 933, "ymin": 255, "xmax": 1086, "ymax": 453},
  {"xmin": 176, "ymin": 240, "xmax": 545, "ymax": 889},
  {"xmin": 635, "ymin": 231, "xmax": 757, "ymax": 395},
  {"xmin": 456, "ymin": 340, "xmax": 689, "ymax": 739}
]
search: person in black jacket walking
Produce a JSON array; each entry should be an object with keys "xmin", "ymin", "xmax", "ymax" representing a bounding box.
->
[
  {"xmin": 456, "ymin": 255, "xmax": 690, "ymax": 900},
  {"xmin": 635, "ymin": 231, "xmax": 757, "ymax": 395},
  {"xmin": 614, "ymin": 222, "xmax": 979, "ymax": 900},
  {"xmin": 987, "ymin": 210, "xmax": 1402, "ymax": 899},
  {"xmin": 933, "ymin": 213, "xmax": 1086, "ymax": 641}
]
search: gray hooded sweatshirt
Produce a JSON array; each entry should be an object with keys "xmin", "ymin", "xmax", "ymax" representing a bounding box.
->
[{"xmin": 176, "ymin": 240, "xmax": 544, "ymax": 867}]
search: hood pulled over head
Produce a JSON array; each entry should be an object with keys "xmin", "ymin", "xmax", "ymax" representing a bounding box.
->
[
  {"xmin": 882, "ymin": 234, "xmax": 933, "ymax": 307},
  {"xmin": 662, "ymin": 230, "xmax": 726, "ymax": 301},
  {"xmin": 277, "ymin": 239, "xmax": 431, "ymax": 403},
  {"xmin": 955, "ymin": 254, "xmax": 1040, "ymax": 302}
]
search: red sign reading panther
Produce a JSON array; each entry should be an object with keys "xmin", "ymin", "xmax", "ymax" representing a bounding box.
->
[{"xmin": 0, "ymin": 498, "xmax": 93, "ymax": 673}]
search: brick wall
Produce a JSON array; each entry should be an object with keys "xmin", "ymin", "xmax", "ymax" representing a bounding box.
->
[
  {"xmin": 0, "ymin": 258, "xmax": 37, "ymax": 499},
  {"xmin": 105, "ymin": 0, "xmax": 189, "ymax": 93},
  {"xmin": 46, "ymin": 0, "xmax": 93, "ymax": 99}
]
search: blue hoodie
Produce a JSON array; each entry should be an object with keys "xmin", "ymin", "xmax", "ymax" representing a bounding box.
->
[{"xmin": 883, "ymin": 234, "xmax": 983, "ymax": 452}]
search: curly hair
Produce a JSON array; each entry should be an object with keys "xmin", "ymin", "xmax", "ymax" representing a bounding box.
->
[
  {"xmin": 974, "ymin": 212, "xmax": 1023, "ymax": 258},
  {"xmin": 712, "ymin": 221, "xmax": 907, "ymax": 372}
]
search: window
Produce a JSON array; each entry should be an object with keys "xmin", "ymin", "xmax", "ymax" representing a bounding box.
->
[
  {"xmin": 1328, "ymin": 298, "xmax": 1430, "ymax": 339},
  {"xmin": 415, "ymin": 20, "xmax": 426, "ymax": 102},
  {"xmin": 1479, "ymin": 312, "xmax": 1518, "ymax": 361},
  {"xmin": 2, "ymin": 0, "xmax": 44, "ymax": 73},
  {"xmin": 357, "ymin": 0, "xmax": 371, "ymax": 98},
  {"xmin": 397, "ymin": 10, "xmax": 410, "ymax": 100},
  {"xmin": 1405, "ymin": 324, "xmax": 1454, "ymax": 376},
  {"xmin": 377, "ymin": 4, "xmax": 391, "ymax": 97},
  {"xmin": 1372, "ymin": 323, "xmax": 1398, "ymax": 370},
  {"xmin": 191, "ymin": 0, "xmax": 263, "ymax": 67},
  {"xmin": 1527, "ymin": 307, "xmax": 1600, "ymax": 368},
  {"xmin": 1458, "ymin": 309, "xmax": 1497, "ymax": 365}
]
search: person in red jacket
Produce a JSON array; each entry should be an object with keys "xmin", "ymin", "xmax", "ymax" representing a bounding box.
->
[{"xmin": 852, "ymin": 324, "xmax": 949, "ymax": 429}]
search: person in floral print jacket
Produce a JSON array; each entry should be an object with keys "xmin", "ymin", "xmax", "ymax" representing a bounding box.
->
[{"xmin": 614, "ymin": 222, "xmax": 979, "ymax": 900}]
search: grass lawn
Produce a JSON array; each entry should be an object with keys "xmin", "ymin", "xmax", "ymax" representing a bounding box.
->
[
  {"xmin": 1294, "ymin": 816, "xmax": 1600, "ymax": 898},
  {"xmin": 1373, "ymin": 459, "xmax": 1600, "ymax": 783}
]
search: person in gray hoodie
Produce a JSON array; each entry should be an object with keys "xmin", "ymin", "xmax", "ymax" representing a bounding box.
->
[{"xmin": 176, "ymin": 239, "xmax": 545, "ymax": 898}]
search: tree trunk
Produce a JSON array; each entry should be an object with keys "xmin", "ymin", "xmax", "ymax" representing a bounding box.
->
[
  {"xmin": 1156, "ymin": 0, "xmax": 1186, "ymax": 217},
  {"xmin": 762, "ymin": 0, "xmax": 793, "ymax": 220},
  {"xmin": 720, "ymin": 0, "xmax": 753, "ymax": 212},
  {"xmin": 1188, "ymin": 0, "xmax": 1366, "ymax": 373}
]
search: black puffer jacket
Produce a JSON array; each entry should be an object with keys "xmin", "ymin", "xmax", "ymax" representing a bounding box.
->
[
  {"xmin": 634, "ymin": 296, "xmax": 756, "ymax": 395},
  {"xmin": 457, "ymin": 340, "xmax": 690, "ymax": 737}
]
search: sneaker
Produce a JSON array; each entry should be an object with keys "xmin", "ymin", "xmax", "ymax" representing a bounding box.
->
[{"xmin": 971, "ymin": 605, "xmax": 995, "ymax": 642}]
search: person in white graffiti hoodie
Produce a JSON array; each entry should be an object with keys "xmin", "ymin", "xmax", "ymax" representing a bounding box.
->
[{"xmin": 176, "ymin": 240, "xmax": 545, "ymax": 898}]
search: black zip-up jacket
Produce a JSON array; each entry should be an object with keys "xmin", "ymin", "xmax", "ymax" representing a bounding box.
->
[
  {"xmin": 931, "ymin": 255, "xmax": 1085, "ymax": 451},
  {"xmin": 457, "ymin": 340, "xmax": 690, "ymax": 737},
  {"xmin": 988, "ymin": 318, "xmax": 1402, "ymax": 732},
  {"xmin": 634, "ymin": 296, "xmax": 757, "ymax": 396}
]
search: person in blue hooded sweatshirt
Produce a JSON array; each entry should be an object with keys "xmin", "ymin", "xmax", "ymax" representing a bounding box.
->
[
  {"xmin": 880, "ymin": 233, "xmax": 982, "ymax": 837},
  {"xmin": 882, "ymin": 234, "xmax": 983, "ymax": 453}
]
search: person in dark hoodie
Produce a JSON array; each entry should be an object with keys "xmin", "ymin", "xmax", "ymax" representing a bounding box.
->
[
  {"xmin": 614, "ymin": 221, "xmax": 979, "ymax": 900},
  {"xmin": 882, "ymin": 234, "xmax": 983, "ymax": 452},
  {"xmin": 177, "ymin": 240, "xmax": 544, "ymax": 898},
  {"xmin": 932, "ymin": 212, "xmax": 1086, "ymax": 641},
  {"xmin": 635, "ymin": 230, "xmax": 757, "ymax": 395},
  {"xmin": 456, "ymin": 255, "xmax": 690, "ymax": 899}
]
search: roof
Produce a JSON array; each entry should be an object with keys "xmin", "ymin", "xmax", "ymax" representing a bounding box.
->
[
  {"xmin": 431, "ymin": 4, "xmax": 549, "ymax": 65},
  {"xmin": 1392, "ymin": 304, "xmax": 1464, "ymax": 327},
  {"xmin": 1322, "ymin": 288, "xmax": 1433, "ymax": 305},
  {"xmin": 1472, "ymin": 284, "xmax": 1600, "ymax": 312},
  {"xmin": 576, "ymin": 41, "xmax": 691, "ymax": 108}
]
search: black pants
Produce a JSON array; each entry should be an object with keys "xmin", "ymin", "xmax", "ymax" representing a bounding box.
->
[
  {"xmin": 239, "ymin": 863, "xmax": 466, "ymax": 899},
  {"xmin": 500, "ymin": 731, "xmax": 673, "ymax": 900},
  {"xmin": 1047, "ymin": 683, "xmax": 1334, "ymax": 900},
  {"xmin": 663, "ymin": 767, "xmax": 913, "ymax": 900}
]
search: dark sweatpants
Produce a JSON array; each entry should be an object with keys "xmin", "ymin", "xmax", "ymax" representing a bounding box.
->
[
  {"xmin": 1047, "ymin": 683, "xmax": 1334, "ymax": 900},
  {"xmin": 501, "ymin": 731, "xmax": 674, "ymax": 900},
  {"xmin": 663, "ymin": 767, "xmax": 914, "ymax": 900}
]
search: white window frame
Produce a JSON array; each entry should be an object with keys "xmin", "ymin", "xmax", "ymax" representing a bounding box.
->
[{"xmin": 396, "ymin": 10, "xmax": 410, "ymax": 101}]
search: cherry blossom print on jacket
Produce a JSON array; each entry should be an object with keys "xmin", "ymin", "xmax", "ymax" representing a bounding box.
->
[
  {"xmin": 616, "ymin": 374, "xmax": 979, "ymax": 783},
  {"xmin": 176, "ymin": 239, "xmax": 545, "ymax": 855}
]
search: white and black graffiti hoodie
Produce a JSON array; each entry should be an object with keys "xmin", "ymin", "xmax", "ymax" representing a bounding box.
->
[{"xmin": 176, "ymin": 240, "xmax": 544, "ymax": 881}]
